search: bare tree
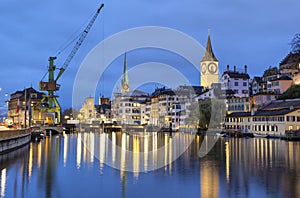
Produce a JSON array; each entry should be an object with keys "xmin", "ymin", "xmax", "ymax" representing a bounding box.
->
[{"xmin": 290, "ymin": 33, "xmax": 300, "ymax": 53}]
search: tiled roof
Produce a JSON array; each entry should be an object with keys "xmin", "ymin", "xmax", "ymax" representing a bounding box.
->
[
  {"xmin": 222, "ymin": 71, "xmax": 250, "ymax": 79},
  {"xmin": 227, "ymin": 108, "xmax": 298, "ymax": 118},
  {"xmin": 270, "ymin": 75, "xmax": 293, "ymax": 81},
  {"xmin": 259, "ymin": 99, "xmax": 300, "ymax": 110}
]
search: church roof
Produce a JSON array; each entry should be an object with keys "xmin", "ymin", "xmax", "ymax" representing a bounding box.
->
[{"xmin": 201, "ymin": 35, "xmax": 218, "ymax": 62}]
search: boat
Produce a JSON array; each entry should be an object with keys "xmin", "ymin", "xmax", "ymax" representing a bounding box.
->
[
  {"xmin": 216, "ymin": 131, "xmax": 227, "ymax": 137},
  {"xmin": 253, "ymin": 133, "xmax": 268, "ymax": 138},
  {"xmin": 30, "ymin": 126, "xmax": 45, "ymax": 141}
]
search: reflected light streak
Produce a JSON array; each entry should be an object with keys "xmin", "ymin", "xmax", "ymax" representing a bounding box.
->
[
  {"xmin": 63, "ymin": 134, "xmax": 68, "ymax": 167},
  {"xmin": 99, "ymin": 133, "xmax": 105, "ymax": 171},
  {"xmin": 133, "ymin": 135, "xmax": 140, "ymax": 178},
  {"xmin": 120, "ymin": 133, "xmax": 127, "ymax": 177},
  {"xmin": 112, "ymin": 132, "xmax": 116, "ymax": 165},
  {"xmin": 164, "ymin": 134, "xmax": 168, "ymax": 170},
  {"xmin": 76, "ymin": 134, "xmax": 82, "ymax": 169},
  {"xmin": 90, "ymin": 133, "xmax": 94, "ymax": 163},
  {"xmin": 1, "ymin": 168, "xmax": 6, "ymax": 197},
  {"xmin": 168, "ymin": 137, "xmax": 172, "ymax": 173},
  {"xmin": 37, "ymin": 142, "xmax": 41, "ymax": 168},
  {"xmin": 152, "ymin": 133, "xmax": 157, "ymax": 168},
  {"xmin": 28, "ymin": 143, "xmax": 33, "ymax": 178},
  {"xmin": 83, "ymin": 133, "xmax": 87, "ymax": 163},
  {"xmin": 144, "ymin": 135, "xmax": 149, "ymax": 172},
  {"xmin": 225, "ymin": 141, "xmax": 230, "ymax": 183}
]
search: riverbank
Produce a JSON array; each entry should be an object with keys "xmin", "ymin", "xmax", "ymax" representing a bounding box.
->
[{"xmin": 0, "ymin": 129, "xmax": 31, "ymax": 154}]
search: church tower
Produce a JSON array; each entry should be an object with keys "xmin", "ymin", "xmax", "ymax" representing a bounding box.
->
[
  {"xmin": 200, "ymin": 32, "xmax": 219, "ymax": 88},
  {"xmin": 121, "ymin": 52, "xmax": 130, "ymax": 93}
]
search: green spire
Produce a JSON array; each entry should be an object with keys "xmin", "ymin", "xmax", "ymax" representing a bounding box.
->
[
  {"xmin": 201, "ymin": 31, "xmax": 218, "ymax": 62},
  {"xmin": 121, "ymin": 52, "xmax": 129, "ymax": 93}
]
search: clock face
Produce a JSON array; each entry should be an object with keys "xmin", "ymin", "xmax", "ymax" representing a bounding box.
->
[
  {"xmin": 208, "ymin": 63, "xmax": 217, "ymax": 74},
  {"xmin": 123, "ymin": 83, "xmax": 129, "ymax": 90},
  {"xmin": 201, "ymin": 63, "xmax": 207, "ymax": 74}
]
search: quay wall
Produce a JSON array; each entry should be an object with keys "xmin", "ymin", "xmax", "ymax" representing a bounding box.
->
[{"xmin": 0, "ymin": 129, "xmax": 31, "ymax": 154}]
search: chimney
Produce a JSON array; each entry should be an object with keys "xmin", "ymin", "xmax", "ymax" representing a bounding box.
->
[
  {"xmin": 227, "ymin": 65, "xmax": 229, "ymax": 72},
  {"xmin": 244, "ymin": 65, "xmax": 247, "ymax": 74},
  {"xmin": 234, "ymin": 65, "xmax": 236, "ymax": 72}
]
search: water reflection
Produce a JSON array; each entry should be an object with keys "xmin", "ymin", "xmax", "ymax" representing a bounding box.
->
[{"xmin": 0, "ymin": 132, "xmax": 300, "ymax": 198}]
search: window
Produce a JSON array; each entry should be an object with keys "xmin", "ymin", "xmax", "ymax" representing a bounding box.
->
[
  {"xmin": 243, "ymin": 82, "xmax": 247, "ymax": 86},
  {"xmin": 234, "ymin": 82, "xmax": 239, "ymax": 86},
  {"xmin": 266, "ymin": 95, "xmax": 271, "ymax": 101},
  {"xmin": 288, "ymin": 125, "xmax": 293, "ymax": 130}
]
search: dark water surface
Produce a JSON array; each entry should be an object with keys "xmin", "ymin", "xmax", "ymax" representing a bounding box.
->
[{"xmin": 0, "ymin": 132, "xmax": 299, "ymax": 198}]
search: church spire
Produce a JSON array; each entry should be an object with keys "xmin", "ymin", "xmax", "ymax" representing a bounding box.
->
[
  {"xmin": 121, "ymin": 52, "xmax": 130, "ymax": 93},
  {"xmin": 201, "ymin": 30, "xmax": 218, "ymax": 62}
]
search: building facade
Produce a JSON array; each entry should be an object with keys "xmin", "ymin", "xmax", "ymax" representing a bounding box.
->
[{"xmin": 221, "ymin": 65, "xmax": 250, "ymax": 98}]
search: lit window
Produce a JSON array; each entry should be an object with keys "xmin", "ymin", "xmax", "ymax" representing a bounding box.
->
[{"xmin": 288, "ymin": 125, "xmax": 293, "ymax": 130}]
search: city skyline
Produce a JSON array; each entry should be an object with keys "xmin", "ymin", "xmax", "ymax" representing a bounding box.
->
[{"xmin": 1, "ymin": 1, "xmax": 299, "ymax": 109}]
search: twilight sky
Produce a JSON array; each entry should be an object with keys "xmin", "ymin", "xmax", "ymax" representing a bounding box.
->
[{"xmin": 0, "ymin": 0, "xmax": 299, "ymax": 109}]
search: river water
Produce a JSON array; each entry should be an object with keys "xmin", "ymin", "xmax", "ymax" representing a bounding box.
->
[{"xmin": 0, "ymin": 132, "xmax": 300, "ymax": 198}]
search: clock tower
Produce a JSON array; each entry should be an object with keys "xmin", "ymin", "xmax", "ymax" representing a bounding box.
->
[
  {"xmin": 200, "ymin": 33, "xmax": 219, "ymax": 88},
  {"xmin": 121, "ymin": 52, "xmax": 130, "ymax": 93}
]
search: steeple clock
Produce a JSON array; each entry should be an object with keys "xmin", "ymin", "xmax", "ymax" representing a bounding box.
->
[{"xmin": 201, "ymin": 33, "xmax": 219, "ymax": 88}]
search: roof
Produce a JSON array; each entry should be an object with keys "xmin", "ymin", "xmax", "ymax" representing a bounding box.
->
[
  {"xmin": 227, "ymin": 112, "xmax": 250, "ymax": 117},
  {"xmin": 151, "ymin": 87, "xmax": 175, "ymax": 97},
  {"xmin": 280, "ymin": 52, "xmax": 300, "ymax": 66},
  {"xmin": 201, "ymin": 34, "xmax": 218, "ymax": 62},
  {"xmin": 222, "ymin": 71, "xmax": 250, "ymax": 79},
  {"xmin": 122, "ymin": 90, "xmax": 149, "ymax": 97},
  {"xmin": 259, "ymin": 99, "xmax": 300, "ymax": 110},
  {"xmin": 270, "ymin": 75, "xmax": 293, "ymax": 81},
  {"xmin": 227, "ymin": 108, "xmax": 298, "ymax": 118}
]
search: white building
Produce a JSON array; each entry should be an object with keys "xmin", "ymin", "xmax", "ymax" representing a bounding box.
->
[{"xmin": 221, "ymin": 65, "xmax": 250, "ymax": 98}]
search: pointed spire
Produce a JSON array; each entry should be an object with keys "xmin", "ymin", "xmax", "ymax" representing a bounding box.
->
[
  {"xmin": 121, "ymin": 52, "xmax": 129, "ymax": 93},
  {"xmin": 201, "ymin": 30, "xmax": 218, "ymax": 62}
]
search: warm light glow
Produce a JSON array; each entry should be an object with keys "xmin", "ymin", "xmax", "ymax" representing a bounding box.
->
[
  {"xmin": 63, "ymin": 133, "xmax": 68, "ymax": 167},
  {"xmin": 120, "ymin": 133, "xmax": 127, "ymax": 174},
  {"xmin": 76, "ymin": 134, "xmax": 82, "ymax": 169},
  {"xmin": 225, "ymin": 141, "xmax": 230, "ymax": 183},
  {"xmin": 1, "ymin": 168, "xmax": 6, "ymax": 197},
  {"xmin": 168, "ymin": 137, "xmax": 172, "ymax": 173},
  {"xmin": 99, "ymin": 133, "xmax": 105, "ymax": 172},
  {"xmin": 28, "ymin": 143, "xmax": 33, "ymax": 178},
  {"xmin": 164, "ymin": 134, "xmax": 168, "ymax": 170},
  {"xmin": 90, "ymin": 133, "xmax": 94, "ymax": 163},
  {"xmin": 83, "ymin": 133, "xmax": 87, "ymax": 163},
  {"xmin": 37, "ymin": 142, "xmax": 41, "ymax": 168},
  {"xmin": 144, "ymin": 135, "xmax": 149, "ymax": 172},
  {"xmin": 112, "ymin": 132, "xmax": 116, "ymax": 165},
  {"xmin": 152, "ymin": 133, "xmax": 157, "ymax": 168},
  {"xmin": 133, "ymin": 135, "xmax": 140, "ymax": 178}
]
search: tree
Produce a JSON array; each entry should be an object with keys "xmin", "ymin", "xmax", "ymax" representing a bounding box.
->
[
  {"xmin": 185, "ymin": 99, "xmax": 226, "ymax": 130},
  {"xmin": 290, "ymin": 33, "xmax": 300, "ymax": 54},
  {"xmin": 277, "ymin": 85, "xmax": 300, "ymax": 100},
  {"xmin": 263, "ymin": 66, "xmax": 279, "ymax": 77}
]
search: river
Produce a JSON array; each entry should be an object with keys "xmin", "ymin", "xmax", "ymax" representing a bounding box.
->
[{"xmin": 0, "ymin": 132, "xmax": 299, "ymax": 198}]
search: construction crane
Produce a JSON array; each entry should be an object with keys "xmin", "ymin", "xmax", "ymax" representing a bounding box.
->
[{"xmin": 37, "ymin": 3, "xmax": 104, "ymax": 125}]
